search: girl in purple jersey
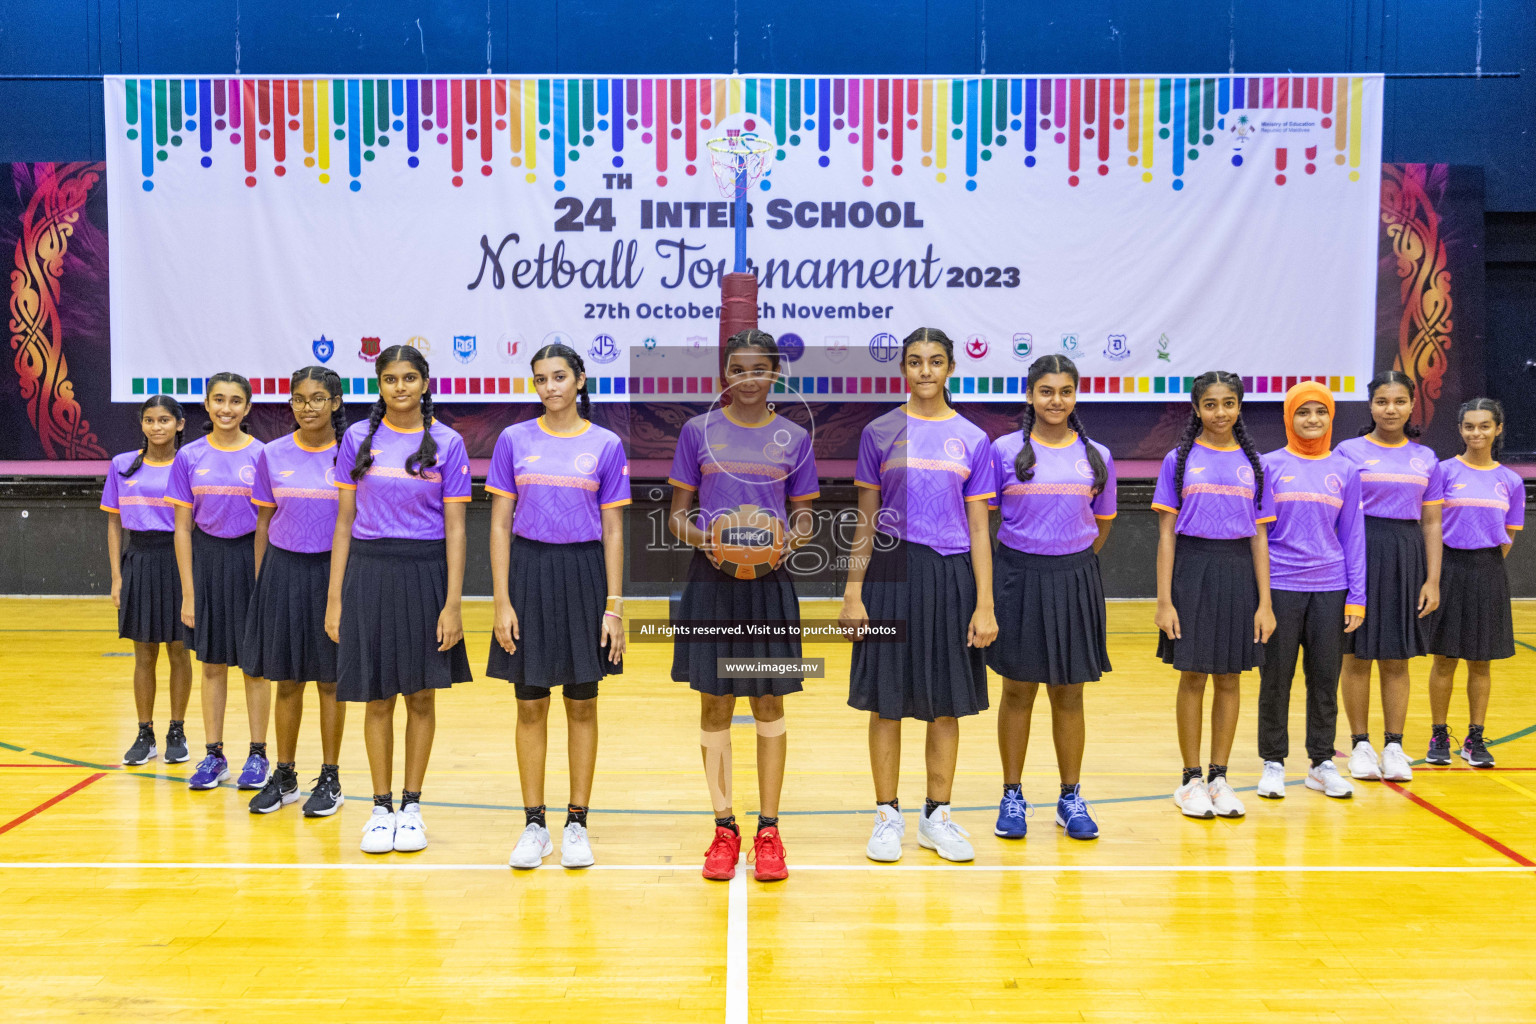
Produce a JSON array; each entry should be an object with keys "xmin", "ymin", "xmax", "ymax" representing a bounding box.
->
[
  {"xmin": 1152, "ymin": 370, "xmax": 1276, "ymax": 821},
  {"xmin": 669, "ymin": 330, "xmax": 817, "ymax": 883},
  {"xmin": 1334, "ymin": 370, "xmax": 1444, "ymax": 783},
  {"xmin": 988, "ymin": 355, "xmax": 1114, "ymax": 843},
  {"xmin": 490, "ymin": 344, "xmax": 629, "ymax": 871},
  {"xmin": 1254, "ymin": 382, "xmax": 1366, "ymax": 802},
  {"xmin": 326, "ymin": 346, "xmax": 473, "ymax": 854},
  {"xmin": 168, "ymin": 372, "xmax": 270, "ymax": 793},
  {"xmin": 242, "ymin": 367, "xmax": 348, "ymax": 817},
  {"xmin": 103, "ymin": 395, "xmax": 193, "ymax": 767},
  {"xmin": 1422, "ymin": 398, "xmax": 1524, "ymax": 769},
  {"xmin": 841, "ymin": 328, "xmax": 997, "ymax": 865}
]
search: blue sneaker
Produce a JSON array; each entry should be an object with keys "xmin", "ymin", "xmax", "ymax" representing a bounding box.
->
[
  {"xmin": 1056, "ymin": 785, "xmax": 1099, "ymax": 840},
  {"xmin": 237, "ymin": 751, "xmax": 270, "ymax": 790},
  {"xmin": 188, "ymin": 753, "xmax": 230, "ymax": 790},
  {"xmin": 993, "ymin": 788, "xmax": 1032, "ymax": 839}
]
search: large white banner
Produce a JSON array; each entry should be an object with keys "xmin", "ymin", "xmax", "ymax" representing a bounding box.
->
[{"xmin": 105, "ymin": 74, "xmax": 1381, "ymax": 402}]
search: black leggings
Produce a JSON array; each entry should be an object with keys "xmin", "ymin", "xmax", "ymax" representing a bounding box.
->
[{"xmin": 514, "ymin": 681, "xmax": 599, "ymax": 702}]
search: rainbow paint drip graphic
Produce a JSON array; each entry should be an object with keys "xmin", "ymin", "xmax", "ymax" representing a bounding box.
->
[{"xmin": 114, "ymin": 75, "xmax": 1372, "ymax": 193}]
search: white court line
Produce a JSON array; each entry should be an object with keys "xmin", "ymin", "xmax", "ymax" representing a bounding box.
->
[
  {"xmin": 0, "ymin": 861, "xmax": 1530, "ymax": 873},
  {"xmin": 725, "ymin": 854, "xmax": 748, "ymax": 1024}
]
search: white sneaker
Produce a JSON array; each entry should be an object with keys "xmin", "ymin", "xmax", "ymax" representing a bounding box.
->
[
  {"xmin": 917, "ymin": 804, "xmax": 974, "ymax": 862},
  {"xmin": 1305, "ymin": 760, "xmax": 1355, "ymax": 799},
  {"xmin": 1348, "ymin": 740, "xmax": 1383, "ymax": 780},
  {"xmin": 561, "ymin": 822, "xmax": 595, "ymax": 868},
  {"xmin": 1257, "ymin": 761, "xmax": 1287, "ymax": 799},
  {"xmin": 1381, "ymin": 742, "xmax": 1414, "ymax": 782},
  {"xmin": 509, "ymin": 822, "xmax": 554, "ymax": 868},
  {"xmin": 1175, "ymin": 779, "xmax": 1216, "ymax": 819},
  {"xmin": 865, "ymin": 805, "xmax": 905, "ymax": 862},
  {"xmin": 359, "ymin": 806, "xmax": 396, "ymax": 854},
  {"xmin": 1208, "ymin": 776, "xmax": 1246, "ymax": 818},
  {"xmin": 393, "ymin": 803, "xmax": 429, "ymax": 851}
]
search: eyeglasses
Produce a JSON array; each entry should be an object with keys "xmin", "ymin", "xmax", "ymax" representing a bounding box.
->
[{"xmin": 288, "ymin": 395, "xmax": 335, "ymax": 411}]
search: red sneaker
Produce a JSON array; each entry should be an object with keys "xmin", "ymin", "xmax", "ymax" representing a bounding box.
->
[
  {"xmin": 702, "ymin": 825, "xmax": 741, "ymax": 880},
  {"xmin": 752, "ymin": 826, "xmax": 788, "ymax": 881}
]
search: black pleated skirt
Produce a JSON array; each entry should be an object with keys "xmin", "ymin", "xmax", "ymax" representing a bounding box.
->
[
  {"xmin": 1346, "ymin": 516, "xmax": 1429, "ymax": 661},
  {"xmin": 337, "ymin": 538, "xmax": 473, "ymax": 702},
  {"xmin": 1424, "ymin": 545, "xmax": 1515, "ymax": 662},
  {"xmin": 487, "ymin": 538, "xmax": 621, "ymax": 689},
  {"xmin": 849, "ymin": 536, "xmax": 989, "ymax": 722},
  {"xmin": 241, "ymin": 543, "xmax": 338, "ymax": 683},
  {"xmin": 118, "ymin": 529, "xmax": 190, "ymax": 646},
  {"xmin": 987, "ymin": 544, "xmax": 1111, "ymax": 686},
  {"xmin": 671, "ymin": 549, "xmax": 803, "ymax": 696},
  {"xmin": 1157, "ymin": 535, "xmax": 1265, "ymax": 675},
  {"xmin": 190, "ymin": 528, "xmax": 256, "ymax": 667}
]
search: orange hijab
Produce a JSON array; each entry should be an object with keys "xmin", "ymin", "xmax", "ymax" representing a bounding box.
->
[{"xmin": 1284, "ymin": 381, "xmax": 1335, "ymax": 457}]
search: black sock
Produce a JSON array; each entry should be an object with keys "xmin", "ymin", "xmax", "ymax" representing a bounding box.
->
[
  {"xmin": 877, "ymin": 797, "xmax": 900, "ymax": 811},
  {"xmin": 526, "ymin": 804, "xmax": 547, "ymax": 828},
  {"xmin": 1432, "ymin": 723, "xmax": 1450, "ymax": 736},
  {"xmin": 276, "ymin": 761, "xmax": 297, "ymax": 782},
  {"xmin": 1003, "ymin": 782, "xmax": 1023, "ymax": 797},
  {"xmin": 715, "ymin": 814, "xmax": 738, "ymax": 835},
  {"xmin": 1182, "ymin": 766, "xmax": 1203, "ymax": 785},
  {"xmin": 320, "ymin": 762, "xmax": 340, "ymax": 774},
  {"xmin": 1207, "ymin": 763, "xmax": 1228, "ymax": 782},
  {"xmin": 1351, "ymin": 733, "xmax": 1369, "ymax": 749},
  {"xmin": 757, "ymin": 814, "xmax": 778, "ymax": 832},
  {"xmin": 1384, "ymin": 732, "xmax": 1404, "ymax": 746},
  {"xmin": 138, "ymin": 720, "xmax": 153, "ymax": 730},
  {"xmin": 1467, "ymin": 724, "xmax": 1486, "ymax": 741},
  {"xmin": 1310, "ymin": 757, "xmax": 1328, "ymax": 768},
  {"xmin": 249, "ymin": 742, "xmax": 267, "ymax": 758},
  {"xmin": 923, "ymin": 798, "xmax": 944, "ymax": 818},
  {"xmin": 206, "ymin": 741, "xmax": 224, "ymax": 758},
  {"xmin": 373, "ymin": 793, "xmax": 393, "ymax": 811},
  {"xmin": 1060, "ymin": 783, "xmax": 1077, "ymax": 799},
  {"xmin": 168, "ymin": 720, "xmax": 184, "ymax": 731},
  {"xmin": 566, "ymin": 804, "xmax": 588, "ymax": 828},
  {"xmin": 400, "ymin": 789, "xmax": 421, "ymax": 808}
]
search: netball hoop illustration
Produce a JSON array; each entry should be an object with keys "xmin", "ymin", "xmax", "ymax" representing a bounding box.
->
[{"xmin": 705, "ymin": 123, "xmax": 773, "ymax": 370}]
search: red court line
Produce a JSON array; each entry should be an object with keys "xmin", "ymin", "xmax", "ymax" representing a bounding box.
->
[
  {"xmin": 0, "ymin": 773, "xmax": 108, "ymax": 836},
  {"xmin": 0, "ymin": 764, "xmax": 97, "ymax": 768},
  {"xmin": 1383, "ymin": 780, "xmax": 1535, "ymax": 868}
]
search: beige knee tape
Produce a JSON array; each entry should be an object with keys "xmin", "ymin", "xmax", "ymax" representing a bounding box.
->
[
  {"xmin": 754, "ymin": 716, "xmax": 787, "ymax": 738},
  {"xmin": 701, "ymin": 728, "xmax": 732, "ymax": 810}
]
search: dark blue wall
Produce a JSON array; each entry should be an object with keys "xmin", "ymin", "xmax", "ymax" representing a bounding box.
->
[{"xmin": 1, "ymin": 0, "xmax": 1532, "ymax": 209}]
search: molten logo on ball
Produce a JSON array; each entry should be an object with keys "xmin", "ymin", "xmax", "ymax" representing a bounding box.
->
[{"xmin": 710, "ymin": 504, "xmax": 785, "ymax": 580}]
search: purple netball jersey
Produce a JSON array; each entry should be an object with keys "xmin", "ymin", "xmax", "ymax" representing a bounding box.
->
[
  {"xmin": 485, "ymin": 417, "xmax": 631, "ymax": 543},
  {"xmin": 1261, "ymin": 448, "xmax": 1367, "ymax": 613},
  {"xmin": 1335, "ymin": 435, "xmax": 1445, "ymax": 520},
  {"xmin": 856, "ymin": 406, "xmax": 995, "ymax": 557},
  {"xmin": 250, "ymin": 433, "xmax": 341, "ymax": 554},
  {"xmin": 166, "ymin": 434, "xmax": 264, "ymax": 538},
  {"xmin": 668, "ymin": 409, "xmax": 819, "ymax": 527},
  {"xmin": 336, "ymin": 419, "xmax": 472, "ymax": 541},
  {"xmin": 1438, "ymin": 457, "xmax": 1526, "ymax": 550},
  {"xmin": 1151, "ymin": 440, "xmax": 1273, "ymax": 540},
  {"xmin": 101, "ymin": 452, "xmax": 177, "ymax": 532},
  {"xmin": 991, "ymin": 432, "xmax": 1117, "ymax": 556}
]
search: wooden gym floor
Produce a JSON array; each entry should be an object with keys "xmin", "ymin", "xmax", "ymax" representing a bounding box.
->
[{"xmin": 1, "ymin": 596, "xmax": 1533, "ymax": 1023}]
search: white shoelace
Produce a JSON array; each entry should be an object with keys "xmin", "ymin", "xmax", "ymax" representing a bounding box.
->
[
  {"xmin": 929, "ymin": 816, "xmax": 970, "ymax": 841},
  {"xmin": 871, "ymin": 816, "xmax": 903, "ymax": 843}
]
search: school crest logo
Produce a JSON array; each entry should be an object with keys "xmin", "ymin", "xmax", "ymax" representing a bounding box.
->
[
  {"xmin": 1236, "ymin": 465, "xmax": 1255, "ymax": 486},
  {"xmin": 826, "ymin": 336, "xmax": 849, "ymax": 362},
  {"xmin": 1061, "ymin": 333, "xmax": 1079, "ymax": 352},
  {"xmin": 312, "ymin": 335, "xmax": 335, "ymax": 363},
  {"xmin": 359, "ymin": 336, "xmax": 381, "ymax": 361},
  {"xmin": 1011, "ymin": 333, "xmax": 1032, "ymax": 360},
  {"xmin": 589, "ymin": 334, "xmax": 620, "ymax": 365},
  {"xmin": 778, "ymin": 333, "xmax": 805, "ymax": 363},
  {"xmin": 1103, "ymin": 334, "xmax": 1131, "ymax": 361},
  {"xmin": 643, "ymin": 337, "xmax": 659, "ymax": 351},
  {"xmin": 965, "ymin": 334, "xmax": 989, "ymax": 360},
  {"xmin": 498, "ymin": 334, "xmax": 522, "ymax": 359},
  {"xmin": 868, "ymin": 332, "xmax": 900, "ymax": 364},
  {"xmin": 575, "ymin": 453, "xmax": 598, "ymax": 474},
  {"xmin": 1410, "ymin": 457, "xmax": 1430, "ymax": 474},
  {"xmin": 1075, "ymin": 458, "xmax": 1094, "ymax": 479},
  {"xmin": 239, "ymin": 465, "xmax": 256, "ymax": 486},
  {"xmin": 405, "ymin": 336, "xmax": 431, "ymax": 354},
  {"xmin": 453, "ymin": 335, "xmax": 478, "ymax": 364},
  {"xmin": 1325, "ymin": 474, "xmax": 1344, "ymax": 493},
  {"xmin": 1156, "ymin": 333, "xmax": 1172, "ymax": 362},
  {"xmin": 943, "ymin": 438, "xmax": 966, "ymax": 461}
]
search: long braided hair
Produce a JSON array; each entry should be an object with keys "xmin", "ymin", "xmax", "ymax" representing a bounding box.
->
[
  {"xmin": 901, "ymin": 327, "xmax": 955, "ymax": 407},
  {"xmin": 350, "ymin": 345, "xmax": 438, "ymax": 482},
  {"xmin": 1359, "ymin": 369, "xmax": 1423, "ymax": 439},
  {"xmin": 1014, "ymin": 355, "xmax": 1108, "ymax": 497},
  {"xmin": 1172, "ymin": 370, "xmax": 1264, "ymax": 509},
  {"xmin": 1457, "ymin": 396, "xmax": 1506, "ymax": 460},
  {"xmin": 290, "ymin": 365, "xmax": 347, "ymax": 463},
  {"xmin": 202, "ymin": 372, "xmax": 252, "ymax": 434},
  {"xmin": 530, "ymin": 342, "xmax": 592, "ymax": 419},
  {"xmin": 122, "ymin": 395, "xmax": 185, "ymax": 478}
]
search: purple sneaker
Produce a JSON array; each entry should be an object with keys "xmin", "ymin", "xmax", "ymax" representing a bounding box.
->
[
  {"xmin": 188, "ymin": 753, "xmax": 230, "ymax": 790},
  {"xmin": 237, "ymin": 751, "xmax": 270, "ymax": 790}
]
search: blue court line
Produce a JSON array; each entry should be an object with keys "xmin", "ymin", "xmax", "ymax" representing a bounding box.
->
[{"xmin": 12, "ymin": 720, "xmax": 1535, "ymax": 817}]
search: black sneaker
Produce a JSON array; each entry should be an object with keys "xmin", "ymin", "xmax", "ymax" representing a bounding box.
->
[
  {"xmin": 164, "ymin": 722, "xmax": 190, "ymax": 764},
  {"xmin": 123, "ymin": 724, "xmax": 157, "ymax": 766},
  {"xmin": 1425, "ymin": 730, "xmax": 1455, "ymax": 766},
  {"xmin": 248, "ymin": 768, "xmax": 300, "ymax": 814},
  {"xmin": 303, "ymin": 766, "xmax": 346, "ymax": 818},
  {"xmin": 1459, "ymin": 731, "xmax": 1496, "ymax": 768}
]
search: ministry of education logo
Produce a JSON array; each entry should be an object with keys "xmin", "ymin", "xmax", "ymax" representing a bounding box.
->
[{"xmin": 1103, "ymin": 334, "xmax": 1131, "ymax": 361}]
